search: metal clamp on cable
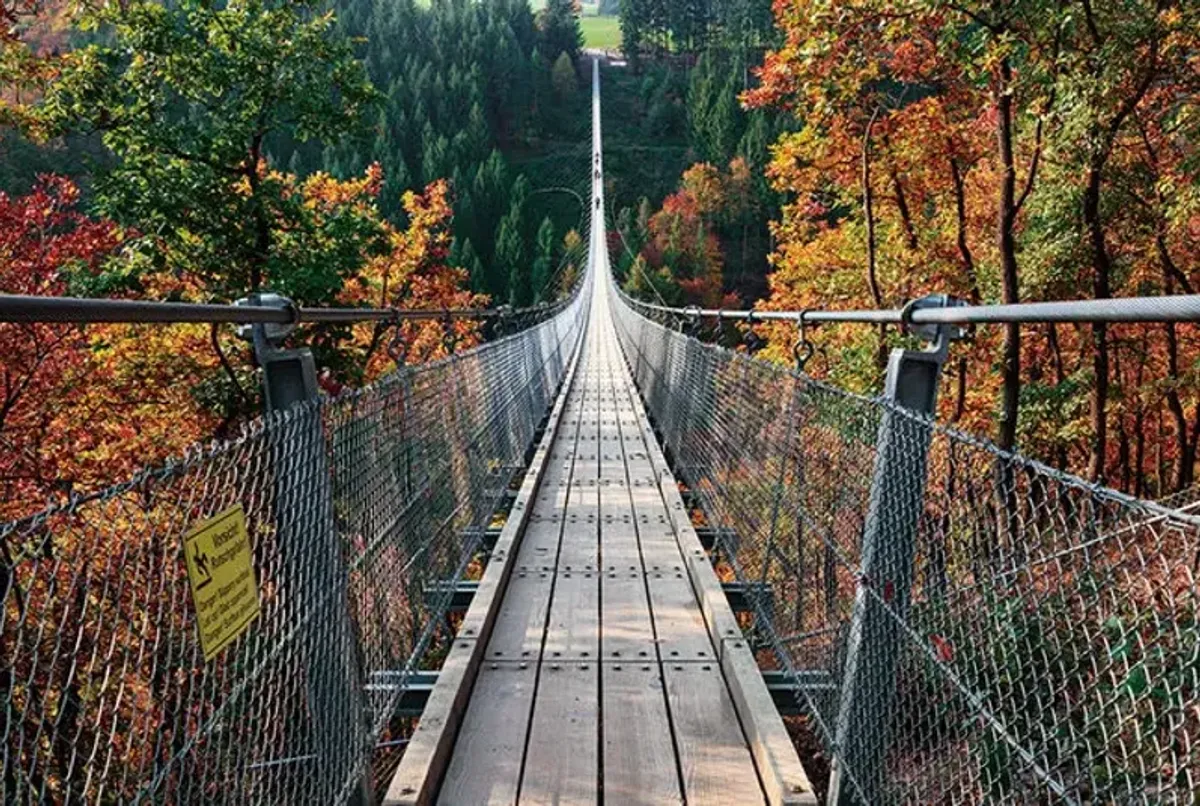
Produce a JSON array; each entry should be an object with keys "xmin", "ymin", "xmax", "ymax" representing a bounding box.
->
[
  {"xmin": 234, "ymin": 292, "xmax": 299, "ymax": 346},
  {"xmin": 793, "ymin": 310, "xmax": 815, "ymax": 373},
  {"xmin": 883, "ymin": 294, "xmax": 968, "ymax": 413},
  {"xmin": 709, "ymin": 310, "xmax": 725, "ymax": 343},
  {"xmin": 743, "ymin": 310, "xmax": 765, "ymax": 353},
  {"xmin": 386, "ymin": 309, "xmax": 407, "ymax": 365},
  {"xmin": 234, "ymin": 292, "xmax": 318, "ymax": 411},
  {"xmin": 494, "ymin": 304, "xmax": 513, "ymax": 339},
  {"xmin": 442, "ymin": 311, "xmax": 457, "ymax": 355},
  {"xmin": 898, "ymin": 294, "xmax": 969, "ymax": 362}
]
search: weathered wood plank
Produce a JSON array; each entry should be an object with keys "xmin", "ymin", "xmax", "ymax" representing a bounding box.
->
[
  {"xmin": 519, "ymin": 662, "xmax": 600, "ymax": 805},
  {"xmin": 556, "ymin": 522, "xmax": 599, "ymax": 568},
  {"xmin": 600, "ymin": 571, "xmax": 656, "ymax": 661},
  {"xmin": 381, "ymin": 638, "xmax": 478, "ymax": 806},
  {"xmin": 384, "ymin": 315, "xmax": 584, "ymax": 806},
  {"xmin": 542, "ymin": 572, "xmax": 600, "ymax": 661},
  {"xmin": 646, "ymin": 575, "xmax": 717, "ymax": 662},
  {"xmin": 515, "ymin": 517, "xmax": 563, "ymax": 559},
  {"xmin": 663, "ymin": 663, "xmax": 766, "ymax": 806},
  {"xmin": 602, "ymin": 663, "xmax": 684, "ymax": 806},
  {"xmin": 722, "ymin": 638, "xmax": 819, "ymax": 805},
  {"xmin": 485, "ymin": 571, "xmax": 554, "ymax": 662},
  {"xmin": 436, "ymin": 662, "xmax": 538, "ymax": 806},
  {"xmin": 623, "ymin": 357, "xmax": 816, "ymax": 806}
]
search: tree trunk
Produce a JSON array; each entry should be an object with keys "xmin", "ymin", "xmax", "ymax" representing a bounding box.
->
[
  {"xmin": 949, "ymin": 155, "xmax": 980, "ymax": 303},
  {"xmin": 1155, "ymin": 218, "xmax": 1194, "ymax": 492},
  {"xmin": 882, "ymin": 133, "xmax": 917, "ymax": 251},
  {"xmin": 1163, "ymin": 324, "xmax": 1190, "ymax": 492},
  {"xmin": 1114, "ymin": 345, "xmax": 1130, "ymax": 491},
  {"xmin": 1047, "ymin": 324, "xmax": 1070, "ymax": 470},
  {"xmin": 1083, "ymin": 164, "xmax": 1110, "ymax": 482},
  {"xmin": 1079, "ymin": 39, "xmax": 1158, "ymax": 482},
  {"xmin": 892, "ymin": 170, "xmax": 918, "ymax": 251},
  {"xmin": 863, "ymin": 112, "xmax": 882, "ymax": 309},
  {"xmin": 246, "ymin": 134, "xmax": 271, "ymax": 292},
  {"xmin": 995, "ymin": 58, "xmax": 1021, "ymax": 453},
  {"xmin": 1134, "ymin": 338, "xmax": 1146, "ymax": 497},
  {"xmin": 861, "ymin": 110, "xmax": 887, "ymax": 372}
]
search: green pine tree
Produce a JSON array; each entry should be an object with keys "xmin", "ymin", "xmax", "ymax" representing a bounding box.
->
[
  {"xmin": 531, "ymin": 217, "xmax": 556, "ymax": 302},
  {"xmin": 537, "ymin": 0, "xmax": 583, "ymax": 67},
  {"xmin": 497, "ymin": 210, "xmax": 529, "ymax": 305}
]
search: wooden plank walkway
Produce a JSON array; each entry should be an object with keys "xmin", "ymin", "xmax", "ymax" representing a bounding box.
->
[
  {"xmin": 384, "ymin": 57, "xmax": 813, "ymax": 806},
  {"xmin": 435, "ymin": 287, "xmax": 764, "ymax": 806}
]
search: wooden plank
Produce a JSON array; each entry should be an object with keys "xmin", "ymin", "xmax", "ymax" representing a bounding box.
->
[
  {"xmin": 636, "ymin": 509, "xmax": 671, "ymax": 530},
  {"xmin": 646, "ymin": 575, "xmax": 718, "ymax": 662},
  {"xmin": 600, "ymin": 543, "xmax": 644, "ymax": 572},
  {"xmin": 600, "ymin": 572, "xmax": 656, "ymax": 661},
  {"xmin": 614, "ymin": 347, "xmax": 815, "ymax": 806},
  {"xmin": 519, "ymin": 662, "xmax": 599, "ymax": 805},
  {"xmin": 721, "ymin": 639, "xmax": 819, "ymax": 805},
  {"xmin": 382, "ymin": 638, "xmax": 479, "ymax": 806},
  {"xmin": 556, "ymin": 523, "xmax": 599, "ymax": 568},
  {"xmin": 663, "ymin": 663, "xmax": 766, "ymax": 806},
  {"xmin": 628, "ymin": 486, "xmax": 665, "ymax": 510},
  {"xmin": 638, "ymin": 537, "xmax": 685, "ymax": 568},
  {"xmin": 598, "ymin": 504, "xmax": 634, "ymax": 527},
  {"xmin": 542, "ymin": 572, "xmax": 600, "ymax": 661},
  {"xmin": 485, "ymin": 571, "xmax": 553, "ymax": 661},
  {"xmin": 536, "ymin": 475, "xmax": 574, "ymax": 510},
  {"xmin": 563, "ymin": 502, "xmax": 599, "ymax": 529},
  {"xmin": 514, "ymin": 521, "xmax": 562, "ymax": 568},
  {"xmin": 597, "ymin": 524, "xmax": 638, "ymax": 560},
  {"xmin": 602, "ymin": 663, "xmax": 684, "ymax": 805},
  {"xmin": 436, "ymin": 662, "xmax": 538, "ymax": 806}
]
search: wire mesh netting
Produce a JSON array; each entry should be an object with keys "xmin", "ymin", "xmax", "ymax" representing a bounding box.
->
[
  {"xmin": 1, "ymin": 288, "xmax": 587, "ymax": 804},
  {"xmin": 612, "ymin": 289, "xmax": 1199, "ymax": 805}
]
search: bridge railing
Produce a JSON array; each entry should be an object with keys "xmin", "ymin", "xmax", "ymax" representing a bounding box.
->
[
  {"xmin": 1, "ymin": 282, "xmax": 589, "ymax": 804},
  {"xmin": 611, "ymin": 285, "xmax": 1199, "ymax": 805}
]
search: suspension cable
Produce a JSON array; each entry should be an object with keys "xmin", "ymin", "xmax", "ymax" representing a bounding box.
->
[
  {"xmin": 0, "ymin": 293, "xmax": 571, "ymax": 326},
  {"xmin": 620, "ymin": 292, "xmax": 1200, "ymax": 325}
]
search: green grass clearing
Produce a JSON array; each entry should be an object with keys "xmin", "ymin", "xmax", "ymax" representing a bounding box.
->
[
  {"xmin": 580, "ymin": 14, "xmax": 621, "ymax": 49},
  {"xmin": 405, "ymin": 0, "xmax": 619, "ymax": 51}
]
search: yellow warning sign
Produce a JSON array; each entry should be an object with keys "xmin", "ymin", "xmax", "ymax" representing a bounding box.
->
[{"xmin": 183, "ymin": 504, "xmax": 260, "ymax": 661}]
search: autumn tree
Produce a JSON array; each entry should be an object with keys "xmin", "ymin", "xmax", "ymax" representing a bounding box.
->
[
  {"xmin": 0, "ymin": 177, "xmax": 122, "ymax": 518},
  {"xmin": 744, "ymin": 0, "xmax": 1200, "ymax": 490},
  {"xmin": 619, "ymin": 162, "xmax": 729, "ymax": 307},
  {"xmin": 342, "ymin": 179, "xmax": 487, "ymax": 377},
  {"xmin": 38, "ymin": 0, "xmax": 378, "ymax": 298}
]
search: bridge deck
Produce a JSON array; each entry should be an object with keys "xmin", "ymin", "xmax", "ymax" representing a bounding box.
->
[
  {"xmin": 383, "ymin": 57, "xmax": 812, "ymax": 806},
  {"xmin": 435, "ymin": 292, "xmax": 766, "ymax": 806}
]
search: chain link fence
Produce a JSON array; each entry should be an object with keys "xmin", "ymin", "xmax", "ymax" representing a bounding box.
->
[
  {"xmin": 612, "ymin": 289, "xmax": 1199, "ymax": 805},
  {"xmin": 2, "ymin": 285, "xmax": 587, "ymax": 804}
]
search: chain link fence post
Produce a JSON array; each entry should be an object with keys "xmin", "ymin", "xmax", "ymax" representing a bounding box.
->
[
  {"xmin": 827, "ymin": 297, "xmax": 964, "ymax": 806},
  {"xmin": 247, "ymin": 296, "xmax": 374, "ymax": 806}
]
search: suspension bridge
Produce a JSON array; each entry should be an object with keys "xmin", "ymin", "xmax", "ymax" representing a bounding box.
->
[{"xmin": 3, "ymin": 59, "xmax": 1198, "ymax": 806}]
